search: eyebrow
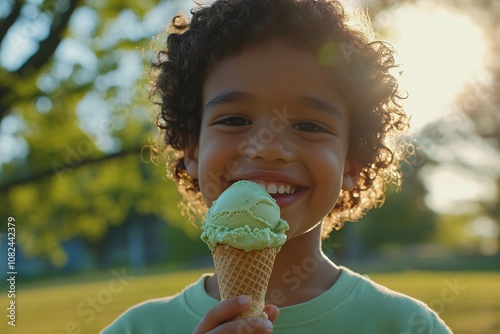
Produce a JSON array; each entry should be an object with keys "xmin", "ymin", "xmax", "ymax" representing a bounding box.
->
[
  {"xmin": 204, "ymin": 92, "xmax": 345, "ymax": 121},
  {"xmin": 297, "ymin": 96, "xmax": 345, "ymax": 122},
  {"xmin": 204, "ymin": 91, "xmax": 254, "ymax": 111}
]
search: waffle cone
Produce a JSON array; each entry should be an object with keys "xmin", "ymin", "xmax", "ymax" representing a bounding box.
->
[{"xmin": 212, "ymin": 244, "xmax": 278, "ymax": 319}]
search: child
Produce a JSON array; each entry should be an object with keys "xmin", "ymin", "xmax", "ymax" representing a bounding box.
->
[{"xmin": 103, "ymin": 0, "xmax": 452, "ymax": 333}]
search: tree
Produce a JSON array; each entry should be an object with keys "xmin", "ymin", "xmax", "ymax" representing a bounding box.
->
[
  {"xmin": 367, "ymin": 0, "xmax": 500, "ymax": 252},
  {"xmin": 0, "ymin": 0, "xmax": 199, "ymax": 265},
  {"xmin": 358, "ymin": 166, "xmax": 438, "ymax": 251}
]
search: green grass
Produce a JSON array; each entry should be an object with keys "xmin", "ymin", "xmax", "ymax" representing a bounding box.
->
[{"xmin": 1, "ymin": 269, "xmax": 499, "ymax": 333}]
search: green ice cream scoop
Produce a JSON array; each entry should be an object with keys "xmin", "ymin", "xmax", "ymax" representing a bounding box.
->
[{"xmin": 201, "ymin": 180, "xmax": 289, "ymax": 252}]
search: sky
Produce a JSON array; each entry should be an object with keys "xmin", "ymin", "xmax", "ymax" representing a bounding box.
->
[
  {"xmin": 384, "ymin": 3, "xmax": 494, "ymax": 216},
  {"xmin": 387, "ymin": 3, "xmax": 489, "ymax": 132}
]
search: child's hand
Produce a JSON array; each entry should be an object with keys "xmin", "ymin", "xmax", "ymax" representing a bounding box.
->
[{"xmin": 193, "ymin": 295, "xmax": 279, "ymax": 333}]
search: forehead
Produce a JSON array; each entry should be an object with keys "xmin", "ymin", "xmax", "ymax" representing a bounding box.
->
[{"xmin": 202, "ymin": 39, "xmax": 348, "ymax": 113}]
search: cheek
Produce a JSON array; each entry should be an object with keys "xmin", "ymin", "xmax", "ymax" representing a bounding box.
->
[
  {"xmin": 310, "ymin": 148, "xmax": 344, "ymax": 194},
  {"xmin": 197, "ymin": 137, "xmax": 240, "ymax": 203},
  {"xmin": 310, "ymin": 145, "xmax": 342, "ymax": 172}
]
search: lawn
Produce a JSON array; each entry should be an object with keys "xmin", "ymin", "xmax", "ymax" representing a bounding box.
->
[{"xmin": 1, "ymin": 268, "xmax": 499, "ymax": 333}]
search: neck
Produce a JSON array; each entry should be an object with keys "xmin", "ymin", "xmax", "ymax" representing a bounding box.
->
[{"xmin": 266, "ymin": 224, "xmax": 340, "ymax": 307}]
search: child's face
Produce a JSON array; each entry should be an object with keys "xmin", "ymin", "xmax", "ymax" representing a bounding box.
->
[{"xmin": 185, "ymin": 39, "xmax": 357, "ymax": 239}]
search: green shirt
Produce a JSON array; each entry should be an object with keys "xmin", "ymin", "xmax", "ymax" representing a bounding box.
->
[{"xmin": 102, "ymin": 267, "xmax": 452, "ymax": 333}]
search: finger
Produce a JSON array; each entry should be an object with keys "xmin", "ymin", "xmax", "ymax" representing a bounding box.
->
[
  {"xmin": 213, "ymin": 317, "xmax": 274, "ymax": 334},
  {"xmin": 193, "ymin": 295, "xmax": 251, "ymax": 334},
  {"xmin": 263, "ymin": 304, "xmax": 280, "ymax": 322}
]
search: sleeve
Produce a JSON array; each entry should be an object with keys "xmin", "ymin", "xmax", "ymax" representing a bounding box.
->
[
  {"xmin": 100, "ymin": 297, "xmax": 175, "ymax": 334},
  {"xmin": 398, "ymin": 305, "xmax": 453, "ymax": 334},
  {"xmin": 100, "ymin": 305, "xmax": 147, "ymax": 334},
  {"xmin": 100, "ymin": 295, "xmax": 201, "ymax": 334}
]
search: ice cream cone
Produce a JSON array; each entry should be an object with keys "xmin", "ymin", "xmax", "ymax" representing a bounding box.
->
[
  {"xmin": 212, "ymin": 243, "xmax": 278, "ymax": 319},
  {"xmin": 201, "ymin": 181, "xmax": 288, "ymax": 319}
]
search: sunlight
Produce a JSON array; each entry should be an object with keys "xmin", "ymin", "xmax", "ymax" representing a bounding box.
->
[
  {"xmin": 375, "ymin": 3, "xmax": 493, "ymax": 214},
  {"xmin": 388, "ymin": 4, "xmax": 488, "ymax": 131}
]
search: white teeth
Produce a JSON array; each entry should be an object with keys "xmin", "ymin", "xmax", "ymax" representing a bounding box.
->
[
  {"xmin": 257, "ymin": 182, "xmax": 297, "ymax": 195},
  {"xmin": 250, "ymin": 180, "xmax": 297, "ymax": 195},
  {"xmin": 267, "ymin": 184, "xmax": 278, "ymax": 194}
]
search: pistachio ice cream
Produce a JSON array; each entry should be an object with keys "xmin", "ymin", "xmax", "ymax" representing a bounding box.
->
[{"xmin": 201, "ymin": 180, "xmax": 289, "ymax": 252}]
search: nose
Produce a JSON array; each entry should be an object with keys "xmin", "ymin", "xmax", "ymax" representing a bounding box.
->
[{"xmin": 239, "ymin": 127, "xmax": 294, "ymax": 162}]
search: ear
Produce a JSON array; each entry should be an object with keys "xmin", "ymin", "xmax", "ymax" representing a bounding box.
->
[
  {"xmin": 342, "ymin": 158, "xmax": 361, "ymax": 191},
  {"xmin": 183, "ymin": 143, "xmax": 199, "ymax": 179}
]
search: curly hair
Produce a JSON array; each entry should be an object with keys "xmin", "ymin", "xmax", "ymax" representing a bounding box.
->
[{"xmin": 151, "ymin": 0, "xmax": 410, "ymax": 237}]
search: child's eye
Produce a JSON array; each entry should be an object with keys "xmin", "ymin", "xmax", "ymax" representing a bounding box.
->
[
  {"xmin": 294, "ymin": 122, "xmax": 329, "ymax": 133},
  {"xmin": 215, "ymin": 116, "xmax": 251, "ymax": 127}
]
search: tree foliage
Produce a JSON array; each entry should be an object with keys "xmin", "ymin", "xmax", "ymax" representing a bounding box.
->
[
  {"xmin": 0, "ymin": 0, "xmax": 199, "ymax": 265},
  {"xmin": 368, "ymin": 0, "xmax": 500, "ymax": 251}
]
